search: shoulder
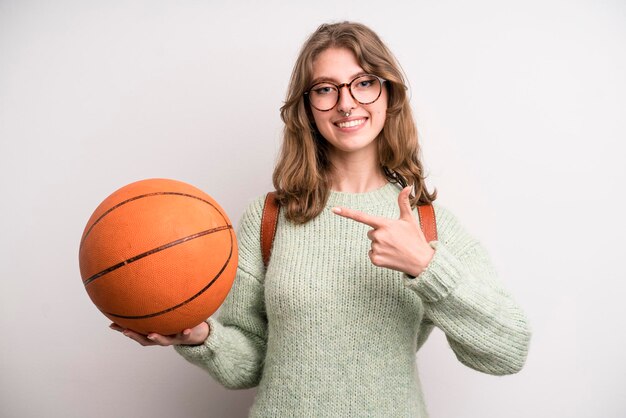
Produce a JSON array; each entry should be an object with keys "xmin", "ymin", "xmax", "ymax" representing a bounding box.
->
[
  {"xmin": 235, "ymin": 193, "xmax": 269, "ymax": 278},
  {"xmin": 238, "ymin": 194, "xmax": 268, "ymax": 233},
  {"xmin": 431, "ymin": 201, "xmax": 458, "ymax": 229},
  {"xmin": 430, "ymin": 202, "xmax": 477, "ymax": 247}
]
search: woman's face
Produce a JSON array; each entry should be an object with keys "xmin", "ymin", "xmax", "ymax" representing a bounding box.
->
[{"xmin": 309, "ymin": 47, "xmax": 387, "ymax": 158}]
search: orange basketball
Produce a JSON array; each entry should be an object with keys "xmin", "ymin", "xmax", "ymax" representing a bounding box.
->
[{"xmin": 78, "ymin": 178, "xmax": 238, "ymax": 335}]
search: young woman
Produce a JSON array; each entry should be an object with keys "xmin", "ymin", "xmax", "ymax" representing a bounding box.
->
[{"xmin": 113, "ymin": 21, "xmax": 531, "ymax": 417}]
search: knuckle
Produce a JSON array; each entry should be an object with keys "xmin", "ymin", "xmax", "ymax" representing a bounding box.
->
[{"xmin": 374, "ymin": 233, "xmax": 387, "ymax": 245}]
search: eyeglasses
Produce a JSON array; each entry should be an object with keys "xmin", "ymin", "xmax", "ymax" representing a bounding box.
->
[{"xmin": 304, "ymin": 74, "xmax": 387, "ymax": 112}]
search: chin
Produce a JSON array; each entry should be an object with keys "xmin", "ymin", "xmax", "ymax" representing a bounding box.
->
[{"xmin": 329, "ymin": 138, "xmax": 378, "ymax": 155}]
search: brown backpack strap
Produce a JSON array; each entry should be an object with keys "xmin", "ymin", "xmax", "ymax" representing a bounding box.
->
[
  {"xmin": 261, "ymin": 192, "xmax": 280, "ymax": 268},
  {"xmin": 417, "ymin": 204, "xmax": 438, "ymax": 243}
]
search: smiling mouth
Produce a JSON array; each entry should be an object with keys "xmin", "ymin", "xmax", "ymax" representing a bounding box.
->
[{"xmin": 335, "ymin": 118, "xmax": 366, "ymax": 128}]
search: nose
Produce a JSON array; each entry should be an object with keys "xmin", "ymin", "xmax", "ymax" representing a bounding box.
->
[{"xmin": 336, "ymin": 83, "xmax": 357, "ymax": 114}]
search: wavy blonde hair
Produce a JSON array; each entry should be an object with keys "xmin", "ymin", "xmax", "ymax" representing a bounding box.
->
[{"xmin": 273, "ymin": 21, "xmax": 437, "ymax": 223}]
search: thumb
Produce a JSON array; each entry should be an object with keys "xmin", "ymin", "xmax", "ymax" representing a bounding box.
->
[{"xmin": 398, "ymin": 186, "xmax": 414, "ymax": 220}]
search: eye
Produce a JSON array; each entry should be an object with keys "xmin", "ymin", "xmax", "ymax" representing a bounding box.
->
[
  {"xmin": 356, "ymin": 78, "xmax": 375, "ymax": 88},
  {"xmin": 311, "ymin": 83, "xmax": 337, "ymax": 96}
]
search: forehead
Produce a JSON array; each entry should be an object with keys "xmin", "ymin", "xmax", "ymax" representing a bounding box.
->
[{"xmin": 311, "ymin": 47, "xmax": 364, "ymax": 82}]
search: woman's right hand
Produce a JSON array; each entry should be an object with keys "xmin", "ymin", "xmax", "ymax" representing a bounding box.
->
[{"xmin": 109, "ymin": 321, "xmax": 210, "ymax": 347}]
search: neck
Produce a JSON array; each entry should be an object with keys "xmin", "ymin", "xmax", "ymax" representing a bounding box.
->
[{"xmin": 329, "ymin": 149, "xmax": 387, "ymax": 193}]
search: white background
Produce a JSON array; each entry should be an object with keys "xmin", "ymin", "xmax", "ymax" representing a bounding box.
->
[{"xmin": 1, "ymin": 1, "xmax": 625, "ymax": 417}]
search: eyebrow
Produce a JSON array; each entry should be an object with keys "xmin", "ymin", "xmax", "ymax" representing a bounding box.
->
[{"xmin": 309, "ymin": 72, "xmax": 368, "ymax": 86}]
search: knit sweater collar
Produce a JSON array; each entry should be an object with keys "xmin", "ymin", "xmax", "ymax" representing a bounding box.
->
[{"xmin": 326, "ymin": 182, "xmax": 401, "ymax": 209}]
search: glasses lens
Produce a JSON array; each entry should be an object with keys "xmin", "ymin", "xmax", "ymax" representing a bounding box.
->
[
  {"xmin": 308, "ymin": 83, "xmax": 338, "ymax": 111},
  {"xmin": 350, "ymin": 75, "xmax": 381, "ymax": 104}
]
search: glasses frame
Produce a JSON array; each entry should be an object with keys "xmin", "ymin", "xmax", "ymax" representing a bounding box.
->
[{"xmin": 303, "ymin": 74, "xmax": 387, "ymax": 112}]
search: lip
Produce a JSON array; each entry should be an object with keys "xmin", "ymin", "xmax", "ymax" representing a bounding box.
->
[{"xmin": 333, "ymin": 116, "xmax": 368, "ymax": 129}]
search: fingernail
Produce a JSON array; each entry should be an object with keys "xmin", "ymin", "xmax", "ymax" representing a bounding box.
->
[
  {"xmin": 147, "ymin": 334, "xmax": 155, "ymax": 340},
  {"xmin": 122, "ymin": 330, "xmax": 130, "ymax": 336},
  {"xmin": 332, "ymin": 207, "xmax": 341, "ymax": 214}
]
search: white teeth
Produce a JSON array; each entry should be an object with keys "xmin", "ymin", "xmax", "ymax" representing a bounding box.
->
[{"xmin": 337, "ymin": 119, "xmax": 365, "ymax": 128}]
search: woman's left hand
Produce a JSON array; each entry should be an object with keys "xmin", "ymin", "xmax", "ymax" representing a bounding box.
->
[{"xmin": 331, "ymin": 186, "xmax": 435, "ymax": 277}]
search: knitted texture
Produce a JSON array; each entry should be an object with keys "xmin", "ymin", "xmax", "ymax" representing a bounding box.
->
[{"xmin": 175, "ymin": 183, "xmax": 531, "ymax": 417}]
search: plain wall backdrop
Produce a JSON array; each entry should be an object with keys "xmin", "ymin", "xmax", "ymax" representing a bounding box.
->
[{"xmin": 1, "ymin": 0, "xmax": 625, "ymax": 417}]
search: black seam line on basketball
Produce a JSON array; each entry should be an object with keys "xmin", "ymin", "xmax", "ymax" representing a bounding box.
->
[
  {"xmin": 102, "ymin": 227, "xmax": 234, "ymax": 320},
  {"xmin": 82, "ymin": 225, "xmax": 232, "ymax": 287},
  {"xmin": 79, "ymin": 192, "xmax": 229, "ymax": 250}
]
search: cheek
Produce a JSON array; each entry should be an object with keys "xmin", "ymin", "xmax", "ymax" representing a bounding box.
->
[
  {"xmin": 371, "ymin": 105, "xmax": 387, "ymax": 126},
  {"xmin": 377, "ymin": 89, "xmax": 389, "ymax": 115},
  {"xmin": 311, "ymin": 110, "xmax": 327, "ymax": 128},
  {"xmin": 369, "ymin": 90, "xmax": 388, "ymax": 121}
]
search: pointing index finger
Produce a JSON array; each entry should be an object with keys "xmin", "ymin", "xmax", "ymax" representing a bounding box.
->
[{"xmin": 332, "ymin": 206, "xmax": 387, "ymax": 228}]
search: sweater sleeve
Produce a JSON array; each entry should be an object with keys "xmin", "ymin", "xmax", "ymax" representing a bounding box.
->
[
  {"xmin": 174, "ymin": 196, "xmax": 268, "ymax": 389},
  {"xmin": 404, "ymin": 204, "xmax": 531, "ymax": 375}
]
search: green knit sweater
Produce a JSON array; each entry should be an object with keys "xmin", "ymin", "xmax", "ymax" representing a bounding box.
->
[{"xmin": 175, "ymin": 182, "xmax": 531, "ymax": 417}]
